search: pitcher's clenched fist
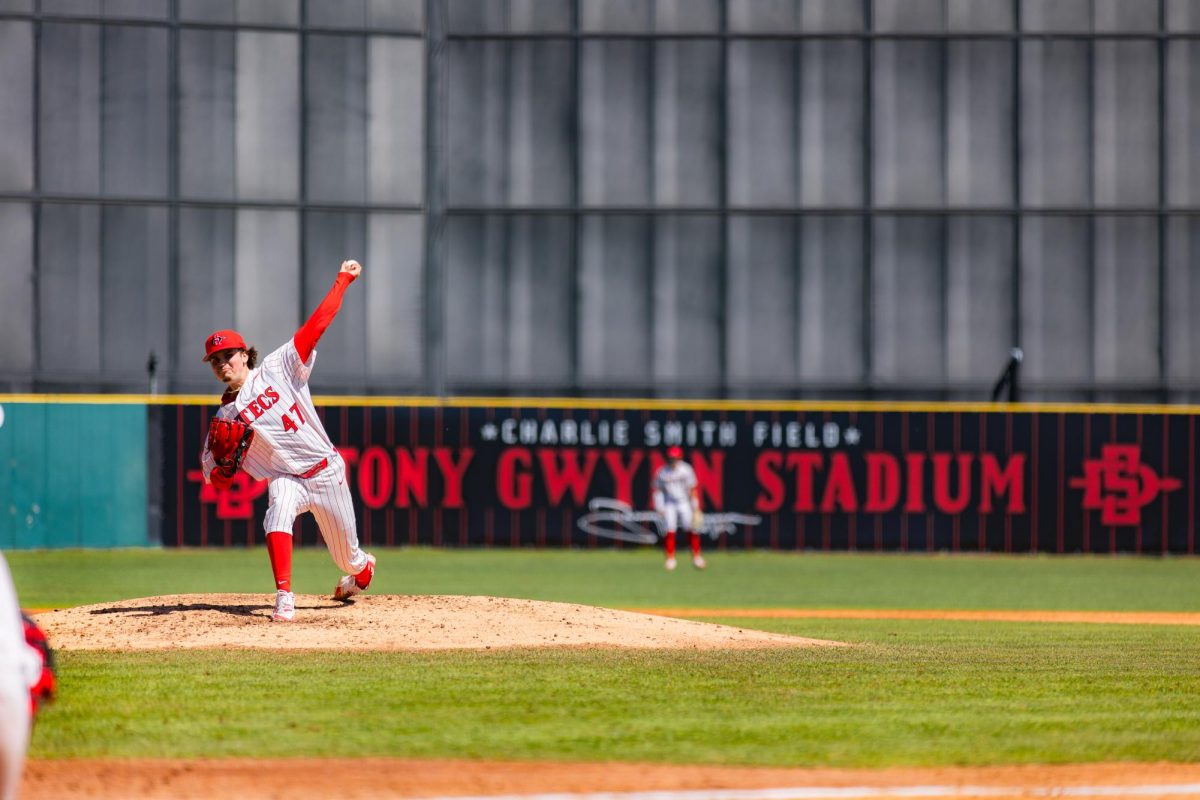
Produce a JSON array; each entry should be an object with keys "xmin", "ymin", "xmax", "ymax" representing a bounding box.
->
[{"xmin": 340, "ymin": 260, "xmax": 362, "ymax": 279}]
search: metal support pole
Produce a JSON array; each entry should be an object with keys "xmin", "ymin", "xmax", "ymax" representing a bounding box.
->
[{"xmin": 423, "ymin": 0, "xmax": 447, "ymax": 397}]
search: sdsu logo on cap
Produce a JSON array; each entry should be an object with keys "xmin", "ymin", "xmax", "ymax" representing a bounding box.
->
[{"xmin": 202, "ymin": 329, "xmax": 248, "ymax": 361}]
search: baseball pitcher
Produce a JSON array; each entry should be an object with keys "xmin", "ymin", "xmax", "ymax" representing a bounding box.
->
[
  {"xmin": 200, "ymin": 260, "xmax": 376, "ymax": 622},
  {"xmin": 652, "ymin": 446, "xmax": 706, "ymax": 570}
]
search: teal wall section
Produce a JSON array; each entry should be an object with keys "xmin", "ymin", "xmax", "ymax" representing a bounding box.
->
[{"xmin": 0, "ymin": 403, "xmax": 148, "ymax": 549}]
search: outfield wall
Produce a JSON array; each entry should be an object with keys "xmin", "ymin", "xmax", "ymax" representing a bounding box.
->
[
  {"xmin": 2, "ymin": 396, "xmax": 1197, "ymax": 554},
  {"xmin": 0, "ymin": 400, "xmax": 147, "ymax": 549}
]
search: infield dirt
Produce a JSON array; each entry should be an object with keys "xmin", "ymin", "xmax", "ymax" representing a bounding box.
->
[{"xmin": 22, "ymin": 759, "xmax": 1200, "ymax": 800}]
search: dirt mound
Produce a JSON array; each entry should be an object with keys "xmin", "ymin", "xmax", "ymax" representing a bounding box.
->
[{"xmin": 36, "ymin": 594, "xmax": 844, "ymax": 652}]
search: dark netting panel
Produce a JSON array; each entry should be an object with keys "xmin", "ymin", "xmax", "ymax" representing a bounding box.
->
[{"xmin": 0, "ymin": 0, "xmax": 1194, "ymax": 400}]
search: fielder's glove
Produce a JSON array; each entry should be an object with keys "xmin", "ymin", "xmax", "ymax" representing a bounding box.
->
[
  {"xmin": 22, "ymin": 612, "xmax": 55, "ymax": 718},
  {"xmin": 207, "ymin": 417, "xmax": 255, "ymax": 473},
  {"xmin": 692, "ymin": 506, "xmax": 705, "ymax": 532}
]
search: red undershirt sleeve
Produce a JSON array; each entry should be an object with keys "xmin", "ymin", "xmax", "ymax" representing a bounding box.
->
[{"xmin": 293, "ymin": 272, "xmax": 355, "ymax": 363}]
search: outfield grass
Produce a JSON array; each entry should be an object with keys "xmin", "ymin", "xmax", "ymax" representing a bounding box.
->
[
  {"xmin": 9, "ymin": 547, "xmax": 1200, "ymax": 611},
  {"xmin": 10, "ymin": 548, "xmax": 1200, "ymax": 766}
]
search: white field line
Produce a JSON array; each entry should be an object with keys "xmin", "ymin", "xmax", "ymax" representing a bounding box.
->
[{"xmin": 425, "ymin": 783, "xmax": 1200, "ymax": 800}]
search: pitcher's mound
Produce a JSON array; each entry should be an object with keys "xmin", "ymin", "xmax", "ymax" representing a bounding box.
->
[{"xmin": 37, "ymin": 594, "xmax": 845, "ymax": 652}]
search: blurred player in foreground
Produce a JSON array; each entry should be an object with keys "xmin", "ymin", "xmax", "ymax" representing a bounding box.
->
[
  {"xmin": 0, "ymin": 553, "xmax": 55, "ymax": 800},
  {"xmin": 652, "ymin": 446, "xmax": 706, "ymax": 570},
  {"xmin": 200, "ymin": 260, "xmax": 376, "ymax": 622}
]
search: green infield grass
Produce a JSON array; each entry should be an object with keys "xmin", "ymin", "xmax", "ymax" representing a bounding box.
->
[
  {"xmin": 29, "ymin": 621, "xmax": 1200, "ymax": 765},
  {"xmin": 8, "ymin": 548, "xmax": 1200, "ymax": 766}
]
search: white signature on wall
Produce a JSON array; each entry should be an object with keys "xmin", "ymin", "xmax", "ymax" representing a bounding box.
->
[{"xmin": 576, "ymin": 498, "xmax": 763, "ymax": 544}]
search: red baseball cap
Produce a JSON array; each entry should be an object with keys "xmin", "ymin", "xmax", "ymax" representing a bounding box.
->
[
  {"xmin": 202, "ymin": 329, "xmax": 248, "ymax": 361},
  {"xmin": 667, "ymin": 446, "xmax": 683, "ymax": 459}
]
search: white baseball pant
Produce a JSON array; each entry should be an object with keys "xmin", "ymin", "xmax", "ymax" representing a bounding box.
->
[
  {"xmin": 263, "ymin": 453, "xmax": 371, "ymax": 576},
  {"xmin": 661, "ymin": 502, "xmax": 694, "ymax": 533}
]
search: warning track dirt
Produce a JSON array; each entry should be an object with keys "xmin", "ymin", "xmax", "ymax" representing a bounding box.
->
[{"xmin": 632, "ymin": 608, "xmax": 1200, "ymax": 625}]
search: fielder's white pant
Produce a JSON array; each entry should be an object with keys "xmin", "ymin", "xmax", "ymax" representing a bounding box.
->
[
  {"xmin": 264, "ymin": 453, "xmax": 371, "ymax": 576},
  {"xmin": 0, "ymin": 555, "xmax": 31, "ymax": 800},
  {"xmin": 660, "ymin": 502, "xmax": 694, "ymax": 533},
  {"xmin": 0, "ymin": 673, "xmax": 27, "ymax": 800}
]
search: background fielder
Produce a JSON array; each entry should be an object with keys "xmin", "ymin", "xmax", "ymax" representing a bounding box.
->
[
  {"xmin": 201, "ymin": 260, "xmax": 375, "ymax": 622},
  {"xmin": 651, "ymin": 446, "xmax": 706, "ymax": 571}
]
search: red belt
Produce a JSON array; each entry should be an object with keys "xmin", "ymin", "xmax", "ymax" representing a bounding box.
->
[{"xmin": 296, "ymin": 458, "xmax": 329, "ymax": 479}]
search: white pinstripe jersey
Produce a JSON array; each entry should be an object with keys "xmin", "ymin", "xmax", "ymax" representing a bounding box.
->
[
  {"xmin": 202, "ymin": 339, "xmax": 333, "ymax": 482},
  {"xmin": 653, "ymin": 461, "xmax": 697, "ymax": 506}
]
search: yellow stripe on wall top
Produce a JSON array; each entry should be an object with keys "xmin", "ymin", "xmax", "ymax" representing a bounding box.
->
[{"xmin": 2, "ymin": 393, "xmax": 1200, "ymax": 416}]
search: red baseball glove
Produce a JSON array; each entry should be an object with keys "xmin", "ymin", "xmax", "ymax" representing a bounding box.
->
[
  {"xmin": 22, "ymin": 612, "xmax": 55, "ymax": 719},
  {"xmin": 207, "ymin": 417, "xmax": 255, "ymax": 471}
]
